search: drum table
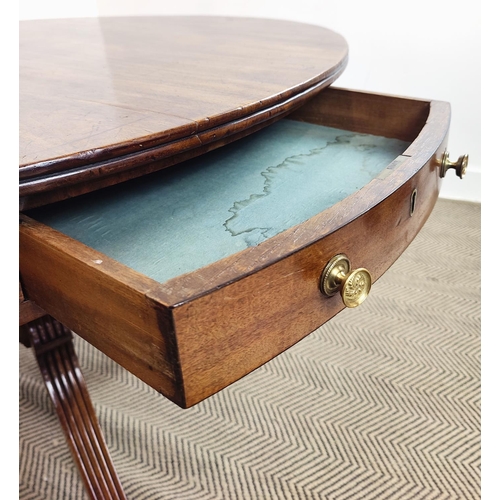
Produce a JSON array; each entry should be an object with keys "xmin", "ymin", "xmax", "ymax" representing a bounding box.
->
[{"xmin": 19, "ymin": 17, "xmax": 467, "ymax": 499}]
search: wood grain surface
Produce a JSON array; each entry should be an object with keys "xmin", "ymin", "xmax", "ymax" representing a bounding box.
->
[
  {"xmin": 19, "ymin": 17, "xmax": 348, "ymax": 208},
  {"xmin": 19, "ymin": 88, "xmax": 451, "ymax": 407},
  {"xmin": 19, "ymin": 216, "xmax": 184, "ymax": 404}
]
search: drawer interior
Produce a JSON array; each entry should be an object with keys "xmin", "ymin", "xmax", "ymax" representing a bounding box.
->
[{"xmin": 27, "ymin": 119, "xmax": 410, "ymax": 283}]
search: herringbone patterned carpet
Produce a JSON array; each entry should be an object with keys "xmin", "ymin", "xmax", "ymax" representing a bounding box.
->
[{"xmin": 19, "ymin": 199, "xmax": 481, "ymax": 499}]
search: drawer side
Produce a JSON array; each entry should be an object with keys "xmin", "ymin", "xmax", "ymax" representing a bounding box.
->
[{"xmin": 19, "ymin": 218, "xmax": 184, "ymax": 405}]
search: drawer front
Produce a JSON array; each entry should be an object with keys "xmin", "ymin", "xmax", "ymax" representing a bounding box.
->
[
  {"xmin": 20, "ymin": 88, "xmax": 451, "ymax": 408},
  {"xmin": 161, "ymin": 150, "xmax": 444, "ymax": 406}
]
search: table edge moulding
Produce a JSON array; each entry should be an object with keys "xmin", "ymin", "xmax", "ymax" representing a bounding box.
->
[{"xmin": 19, "ymin": 16, "xmax": 349, "ymax": 210}]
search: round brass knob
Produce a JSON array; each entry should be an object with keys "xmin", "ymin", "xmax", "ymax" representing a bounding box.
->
[
  {"xmin": 320, "ymin": 254, "xmax": 372, "ymax": 308},
  {"xmin": 439, "ymin": 150, "xmax": 468, "ymax": 179}
]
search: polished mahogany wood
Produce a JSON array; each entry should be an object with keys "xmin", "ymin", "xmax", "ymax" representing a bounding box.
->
[
  {"xmin": 19, "ymin": 88, "xmax": 450, "ymax": 408},
  {"xmin": 19, "ymin": 222, "xmax": 183, "ymax": 402},
  {"xmin": 22, "ymin": 316, "xmax": 127, "ymax": 499},
  {"xmin": 290, "ymin": 86, "xmax": 431, "ymax": 142},
  {"xmin": 19, "ymin": 17, "xmax": 348, "ymax": 209}
]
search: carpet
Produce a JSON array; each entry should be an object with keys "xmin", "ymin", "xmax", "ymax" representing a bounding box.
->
[{"xmin": 19, "ymin": 198, "xmax": 481, "ymax": 499}]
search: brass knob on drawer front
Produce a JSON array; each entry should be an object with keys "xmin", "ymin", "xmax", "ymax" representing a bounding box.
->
[
  {"xmin": 320, "ymin": 254, "xmax": 372, "ymax": 308},
  {"xmin": 439, "ymin": 150, "xmax": 468, "ymax": 179}
]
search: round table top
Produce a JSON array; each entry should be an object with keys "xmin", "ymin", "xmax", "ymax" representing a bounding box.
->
[{"xmin": 19, "ymin": 16, "xmax": 348, "ymax": 206}]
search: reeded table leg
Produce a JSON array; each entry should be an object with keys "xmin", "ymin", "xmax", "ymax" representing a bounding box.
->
[{"xmin": 21, "ymin": 315, "xmax": 127, "ymax": 500}]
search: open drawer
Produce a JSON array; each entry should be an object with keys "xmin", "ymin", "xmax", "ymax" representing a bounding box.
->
[{"xmin": 19, "ymin": 87, "xmax": 451, "ymax": 408}]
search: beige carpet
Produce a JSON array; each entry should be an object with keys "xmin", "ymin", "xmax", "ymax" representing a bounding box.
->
[{"xmin": 19, "ymin": 198, "xmax": 481, "ymax": 499}]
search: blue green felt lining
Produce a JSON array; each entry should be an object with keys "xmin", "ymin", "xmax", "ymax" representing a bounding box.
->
[{"xmin": 30, "ymin": 119, "xmax": 410, "ymax": 282}]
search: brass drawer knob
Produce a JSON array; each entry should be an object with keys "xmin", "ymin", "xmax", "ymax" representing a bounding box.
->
[
  {"xmin": 320, "ymin": 254, "xmax": 372, "ymax": 308},
  {"xmin": 439, "ymin": 150, "xmax": 468, "ymax": 179}
]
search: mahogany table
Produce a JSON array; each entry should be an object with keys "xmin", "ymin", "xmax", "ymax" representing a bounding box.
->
[{"xmin": 19, "ymin": 17, "xmax": 467, "ymax": 499}]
